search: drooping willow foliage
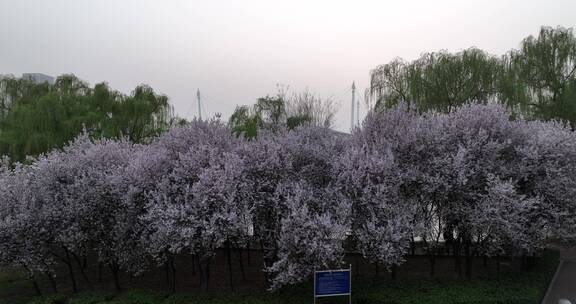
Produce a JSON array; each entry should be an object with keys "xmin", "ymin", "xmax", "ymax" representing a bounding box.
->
[
  {"xmin": 370, "ymin": 26, "xmax": 576, "ymax": 127},
  {"xmin": 0, "ymin": 74, "xmax": 178, "ymax": 163},
  {"xmin": 229, "ymin": 87, "xmax": 338, "ymax": 139}
]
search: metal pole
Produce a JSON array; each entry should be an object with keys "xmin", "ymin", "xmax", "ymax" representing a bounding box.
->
[
  {"xmin": 356, "ymin": 90, "xmax": 360, "ymax": 127},
  {"xmin": 351, "ymin": 82, "xmax": 355, "ymax": 131},
  {"xmin": 313, "ymin": 267, "xmax": 316, "ymax": 304},
  {"xmin": 349, "ymin": 264, "xmax": 352, "ymax": 304},
  {"xmin": 197, "ymin": 89, "xmax": 202, "ymax": 120}
]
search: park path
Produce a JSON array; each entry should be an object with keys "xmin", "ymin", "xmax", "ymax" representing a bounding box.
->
[{"xmin": 542, "ymin": 246, "xmax": 576, "ymax": 304}]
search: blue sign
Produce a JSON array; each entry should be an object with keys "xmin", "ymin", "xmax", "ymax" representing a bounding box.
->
[{"xmin": 314, "ymin": 269, "xmax": 351, "ymax": 297}]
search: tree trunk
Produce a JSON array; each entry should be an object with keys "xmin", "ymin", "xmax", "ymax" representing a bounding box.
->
[
  {"xmin": 203, "ymin": 260, "xmax": 211, "ymax": 291},
  {"xmin": 31, "ymin": 275, "xmax": 42, "ymax": 296},
  {"xmin": 109, "ymin": 264, "xmax": 121, "ymax": 292},
  {"xmin": 164, "ymin": 257, "xmax": 171, "ymax": 285},
  {"xmin": 453, "ymin": 241, "xmax": 462, "ymax": 277},
  {"xmin": 496, "ymin": 254, "xmax": 501, "ymax": 282},
  {"xmin": 429, "ymin": 253, "xmax": 436, "ymax": 278},
  {"xmin": 170, "ymin": 255, "xmax": 176, "ymax": 293},
  {"xmin": 191, "ymin": 255, "xmax": 196, "ymax": 276},
  {"xmin": 72, "ymin": 251, "xmax": 91, "ymax": 285},
  {"xmin": 391, "ymin": 264, "xmax": 398, "ymax": 280},
  {"xmin": 444, "ymin": 239, "xmax": 451, "ymax": 256},
  {"xmin": 373, "ymin": 263, "xmax": 379, "ymax": 287},
  {"xmin": 234, "ymin": 242, "xmax": 246, "ymax": 281},
  {"xmin": 465, "ymin": 255, "xmax": 473, "ymax": 281},
  {"xmin": 82, "ymin": 256, "xmax": 88, "ymax": 269},
  {"xmin": 410, "ymin": 236, "xmax": 416, "ymax": 256},
  {"xmin": 197, "ymin": 258, "xmax": 211, "ymax": 291},
  {"xmin": 528, "ymin": 253, "xmax": 536, "ymax": 270},
  {"xmin": 464, "ymin": 244, "xmax": 473, "ymax": 281},
  {"xmin": 521, "ymin": 254, "xmax": 527, "ymax": 271},
  {"xmin": 45, "ymin": 271, "xmax": 58, "ymax": 293},
  {"xmin": 259, "ymin": 240, "xmax": 270, "ymax": 288},
  {"xmin": 246, "ymin": 240, "xmax": 251, "ymax": 265},
  {"xmin": 355, "ymin": 253, "xmax": 360, "ymax": 279},
  {"xmin": 22, "ymin": 265, "xmax": 42, "ymax": 296},
  {"xmin": 64, "ymin": 249, "xmax": 78, "ymax": 293},
  {"xmin": 98, "ymin": 262, "xmax": 103, "ymax": 283},
  {"xmin": 226, "ymin": 241, "xmax": 234, "ymax": 290},
  {"xmin": 196, "ymin": 256, "xmax": 204, "ymax": 289}
]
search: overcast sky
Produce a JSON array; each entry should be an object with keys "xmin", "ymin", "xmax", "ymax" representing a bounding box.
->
[{"xmin": 1, "ymin": 0, "xmax": 575, "ymax": 131}]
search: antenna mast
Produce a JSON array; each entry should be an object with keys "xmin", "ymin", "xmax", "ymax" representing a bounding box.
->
[
  {"xmin": 350, "ymin": 82, "xmax": 356, "ymax": 131},
  {"xmin": 197, "ymin": 89, "xmax": 202, "ymax": 120},
  {"xmin": 356, "ymin": 87, "xmax": 360, "ymax": 127}
]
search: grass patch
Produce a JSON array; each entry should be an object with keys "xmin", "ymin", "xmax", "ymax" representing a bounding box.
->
[
  {"xmin": 0, "ymin": 266, "xmax": 37, "ymax": 304},
  {"xmin": 3, "ymin": 250, "xmax": 559, "ymax": 304}
]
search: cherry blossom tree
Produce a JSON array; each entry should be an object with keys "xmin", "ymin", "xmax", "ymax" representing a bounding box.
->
[
  {"xmin": 471, "ymin": 175, "xmax": 539, "ymax": 278},
  {"xmin": 141, "ymin": 119, "xmax": 247, "ymax": 290},
  {"xmin": 24, "ymin": 134, "xmax": 138, "ymax": 292},
  {"xmin": 518, "ymin": 120, "xmax": 576, "ymax": 246},
  {"xmin": 350, "ymin": 103, "xmax": 561, "ymax": 280},
  {"xmin": 349, "ymin": 105, "xmax": 448, "ymax": 277},
  {"xmin": 235, "ymin": 130, "xmax": 290, "ymax": 276},
  {"xmin": 0, "ymin": 164, "xmax": 56, "ymax": 295},
  {"xmin": 438, "ymin": 104, "xmax": 548, "ymax": 278},
  {"xmin": 267, "ymin": 182, "xmax": 348, "ymax": 290},
  {"xmin": 238, "ymin": 126, "xmax": 348, "ymax": 288},
  {"xmin": 335, "ymin": 137, "xmax": 416, "ymax": 278}
]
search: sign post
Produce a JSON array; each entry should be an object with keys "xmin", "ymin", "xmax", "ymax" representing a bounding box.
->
[{"xmin": 314, "ymin": 264, "xmax": 351, "ymax": 304}]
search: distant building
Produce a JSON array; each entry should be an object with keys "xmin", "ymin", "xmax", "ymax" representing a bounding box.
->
[
  {"xmin": 0, "ymin": 73, "xmax": 55, "ymax": 117},
  {"xmin": 21, "ymin": 73, "xmax": 54, "ymax": 85}
]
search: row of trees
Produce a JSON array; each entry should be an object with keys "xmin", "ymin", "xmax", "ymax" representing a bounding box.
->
[
  {"xmin": 0, "ymin": 74, "xmax": 336, "ymax": 164},
  {"xmin": 0, "ymin": 103, "xmax": 575, "ymax": 295},
  {"xmin": 0, "ymin": 74, "xmax": 179, "ymax": 163},
  {"xmin": 370, "ymin": 26, "xmax": 576, "ymax": 126}
]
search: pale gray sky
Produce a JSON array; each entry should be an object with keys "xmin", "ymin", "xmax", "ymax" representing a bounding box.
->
[{"xmin": 1, "ymin": 0, "xmax": 575, "ymax": 130}]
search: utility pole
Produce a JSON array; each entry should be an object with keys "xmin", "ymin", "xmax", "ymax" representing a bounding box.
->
[
  {"xmin": 356, "ymin": 87, "xmax": 360, "ymax": 127},
  {"xmin": 197, "ymin": 89, "xmax": 202, "ymax": 120},
  {"xmin": 351, "ymin": 82, "xmax": 356, "ymax": 131}
]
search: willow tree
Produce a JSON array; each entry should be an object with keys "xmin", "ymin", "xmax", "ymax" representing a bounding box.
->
[
  {"xmin": 370, "ymin": 25, "xmax": 576, "ymax": 127},
  {"xmin": 371, "ymin": 48, "xmax": 500, "ymax": 112},
  {"xmin": 503, "ymin": 26, "xmax": 576, "ymax": 126},
  {"xmin": 229, "ymin": 88, "xmax": 337, "ymax": 139},
  {"xmin": 369, "ymin": 58, "xmax": 416, "ymax": 110},
  {"xmin": 0, "ymin": 76, "xmax": 51, "ymax": 118},
  {"xmin": 0, "ymin": 74, "xmax": 176, "ymax": 162}
]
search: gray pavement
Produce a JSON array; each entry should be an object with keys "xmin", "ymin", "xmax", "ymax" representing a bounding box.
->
[{"xmin": 542, "ymin": 247, "xmax": 576, "ymax": 304}]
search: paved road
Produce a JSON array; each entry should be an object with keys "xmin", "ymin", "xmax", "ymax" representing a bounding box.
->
[{"xmin": 542, "ymin": 247, "xmax": 576, "ymax": 304}]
